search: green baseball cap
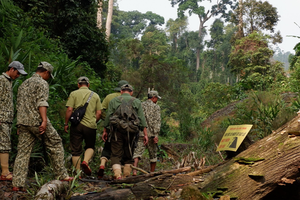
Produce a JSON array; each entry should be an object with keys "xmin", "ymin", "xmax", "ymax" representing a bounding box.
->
[
  {"xmin": 114, "ymin": 80, "xmax": 128, "ymax": 91},
  {"xmin": 121, "ymin": 84, "xmax": 133, "ymax": 91}
]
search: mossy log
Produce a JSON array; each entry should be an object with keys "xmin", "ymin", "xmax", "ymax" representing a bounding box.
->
[{"xmin": 200, "ymin": 116, "xmax": 300, "ymax": 200}]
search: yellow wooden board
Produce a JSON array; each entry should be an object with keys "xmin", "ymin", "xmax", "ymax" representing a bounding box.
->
[{"xmin": 216, "ymin": 124, "xmax": 253, "ymax": 152}]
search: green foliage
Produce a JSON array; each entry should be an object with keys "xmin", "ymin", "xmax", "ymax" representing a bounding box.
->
[
  {"xmin": 13, "ymin": 0, "xmax": 109, "ymax": 76},
  {"xmin": 111, "ymin": 10, "xmax": 164, "ymax": 40},
  {"xmin": 229, "ymin": 32, "xmax": 285, "ymax": 90},
  {"xmin": 228, "ymin": 91, "xmax": 293, "ymax": 140},
  {"xmin": 289, "ymin": 60, "xmax": 300, "ymax": 92},
  {"xmin": 231, "ymin": 0, "xmax": 282, "ymax": 43},
  {"xmin": 288, "ymin": 23, "xmax": 300, "ymax": 70},
  {"xmin": 200, "ymin": 82, "xmax": 234, "ymax": 116}
]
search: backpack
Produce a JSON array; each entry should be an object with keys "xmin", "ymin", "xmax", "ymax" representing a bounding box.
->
[
  {"xmin": 109, "ymin": 96, "xmax": 140, "ymax": 134},
  {"xmin": 69, "ymin": 92, "xmax": 94, "ymax": 126}
]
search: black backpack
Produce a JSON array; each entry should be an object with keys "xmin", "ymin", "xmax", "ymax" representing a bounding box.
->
[{"xmin": 109, "ymin": 96, "xmax": 140, "ymax": 134}]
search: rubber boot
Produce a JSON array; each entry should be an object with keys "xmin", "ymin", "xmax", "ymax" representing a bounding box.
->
[
  {"xmin": 72, "ymin": 156, "xmax": 81, "ymax": 173},
  {"xmin": 98, "ymin": 157, "xmax": 108, "ymax": 179},
  {"xmin": 150, "ymin": 162, "xmax": 156, "ymax": 172},
  {"xmin": 100, "ymin": 157, "xmax": 108, "ymax": 167},
  {"xmin": 83, "ymin": 148, "xmax": 94, "ymax": 164},
  {"xmin": 0, "ymin": 153, "xmax": 10, "ymax": 175},
  {"xmin": 123, "ymin": 164, "xmax": 132, "ymax": 178},
  {"xmin": 112, "ymin": 164, "xmax": 122, "ymax": 179}
]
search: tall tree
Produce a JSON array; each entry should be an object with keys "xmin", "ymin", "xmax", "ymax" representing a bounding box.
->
[
  {"xmin": 237, "ymin": 0, "xmax": 244, "ymax": 38},
  {"xmin": 166, "ymin": 16, "xmax": 188, "ymax": 52},
  {"xmin": 205, "ymin": 19, "xmax": 235, "ymax": 83},
  {"xmin": 228, "ymin": 31, "xmax": 285, "ymax": 89},
  {"xmin": 106, "ymin": 0, "xmax": 114, "ymax": 40},
  {"xmin": 231, "ymin": 0, "xmax": 282, "ymax": 44},
  {"xmin": 110, "ymin": 10, "xmax": 164, "ymax": 40},
  {"xmin": 97, "ymin": 0, "xmax": 102, "ymax": 29},
  {"xmin": 170, "ymin": 0, "xmax": 237, "ymax": 73}
]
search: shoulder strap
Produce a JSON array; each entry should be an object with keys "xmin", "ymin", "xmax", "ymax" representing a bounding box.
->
[
  {"xmin": 86, "ymin": 92, "xmax": 94, "ymax": 104},
  {"xmin": 83, "ymin": 92, "xmax": 94, "ymax": 108}
]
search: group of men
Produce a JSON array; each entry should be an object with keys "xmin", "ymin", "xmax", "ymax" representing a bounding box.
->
[{"xmin": 0, "ymin": 61, "xmax": 161, "ymax": 190}]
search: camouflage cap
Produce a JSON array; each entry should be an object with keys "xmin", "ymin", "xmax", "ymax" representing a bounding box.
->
[
  {"xmin": 77, "ymin": 76, "xmax": 89, "ymax": 84},
  {"xmin": 38, "ymin": 62, "xmax": 54, "ymax": 79},
  {"xmin": 121, "ymin": 84, "xmax": 133, "ymax": 91},
  {"xmin": 114, "ymin": 80, "xmax": 128, "ymax": 91},
  {"xmin": 148, "ymin": 90, "xmax": 161, "ymax": 99},
  {"xmin": 9, "ymin": 61, "xmax": 27, "ymax": 75}
]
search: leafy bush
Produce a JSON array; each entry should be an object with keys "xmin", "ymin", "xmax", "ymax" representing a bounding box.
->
[
  {"xmin": 200, "ymin": 82, "xmax": 235, "ymax": 116},
  {"xmin": 226, "ymin": 91, "xmax": 294, "ymax": 140}
]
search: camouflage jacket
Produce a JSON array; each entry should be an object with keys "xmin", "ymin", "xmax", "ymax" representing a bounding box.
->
[
  {"xmin": 140, "ymin": 99, "xmax": 161, "ymax": 137},
  {"xmin": 0, "ymin": 73, "xmax": 13, "ymax": 123},
  {"xmin": 17, "ymin": 73, "xmax": 50, "ymax": 126}
]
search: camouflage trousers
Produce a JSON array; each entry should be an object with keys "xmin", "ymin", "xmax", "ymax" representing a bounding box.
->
[
  {"xmin": 0, "ymin": 123, "xmax": 12, "ymax": 153},
  {"xmin": 12, "ymin": 122, "xmax": 69, "ymax": 188},
  {"xmin": 133, "ymin": 136, "xmax": 157, "ymax": 162}
]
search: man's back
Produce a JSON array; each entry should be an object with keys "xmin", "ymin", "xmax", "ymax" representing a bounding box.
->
[
  {"xmin": 104, "ymin": 93, "xmax": 146, "ymax": 129},
  {"xmin": 66, "ymin": 86, "xmax": 102, "ymax": 129},
  {"xmin": 141, "ymin": 100, "xmax": 161, "ymax": 137},
  {"xmin": 17, "ymin": 74, "xmax": 49, "ymax": 126},
  {"xmin": 102, "ymin": 92, "xmax": 121, "ymax": 110}
]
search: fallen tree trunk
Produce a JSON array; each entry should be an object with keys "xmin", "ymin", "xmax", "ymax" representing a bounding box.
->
[
  {"xmin": 35, "ymin": 180, "xmax": 69, "ymax": 200},
  {"xmin": 113, "ymin": 166, "xmax": 192, "ymax": 184},
  {"xmin": 200, "ymin": 116, "xmax": 300, "ymax": 200}
]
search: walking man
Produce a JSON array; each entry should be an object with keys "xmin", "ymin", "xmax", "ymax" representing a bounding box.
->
[
  {"xmin": 98, "ymin": 80, "xmax": 128, "ymax": 178},
  {"xmin": 12, "ymin": 62, "xmax": 73, "ymax": 191},
  {"xmin": 133, "ymin": 90, "xmax": 161, "ymax": 175},
  {"xmin": 64, "ymin": 76, "xmax": 102, "ymax": 176},
  {"xmin": 0, "ymin": 61, "xmax": 27, "ymax": 181},
  {"xmin": 102, "ymin": 84, "xmax": 148, "ymax": 179}
]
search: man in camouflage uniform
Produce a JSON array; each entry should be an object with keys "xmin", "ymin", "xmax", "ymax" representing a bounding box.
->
[
  {"xmin": 133, "ymin": 90, "xmax": 161, "ymax": 175},
  {"xmin": 0, "ymin": 61, "xmax": 27, "ymax": 181},
  {"xmin": 98, "ymin": 80, "xmax": 128, "ymax": 179},
  {"xmin": 102, "ymin": 84, "xmax": 148, "ymax": 179},
  {"xmin": 12, "ymin": 62, "xmax": 73, "ymax": 191}
]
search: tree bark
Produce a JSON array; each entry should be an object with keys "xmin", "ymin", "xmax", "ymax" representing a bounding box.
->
[
  {"xmin": 97, "ymin": 0, "xmax": 102, "ymax": 29},
  {"xmin": 105, "ymin": 0, "xmax": 114, "ymax": 41},
  {"xmin": 237, "ymin": 0, "xmax": 244, "ymax": 38},
  {"xmin": 35, "ymin": 180, "xmax": 68, "ymax": 200},
  {"xmin": 199, "ymin": 116, "xmax": 300, "ymax": 200}
]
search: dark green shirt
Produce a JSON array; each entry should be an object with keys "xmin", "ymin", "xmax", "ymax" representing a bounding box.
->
[{"xmin": 104, "ymin": 93, "xmax": 147, "ymax": 129}]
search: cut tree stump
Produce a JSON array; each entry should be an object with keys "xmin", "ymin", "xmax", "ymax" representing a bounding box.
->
[
  {"xmin": 35, "ymin": 180, "xmax": 68, "ymax": 200},
  {"xmin": 199, "ymin": 116, "xmax": 300, "ymax": 200}
]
